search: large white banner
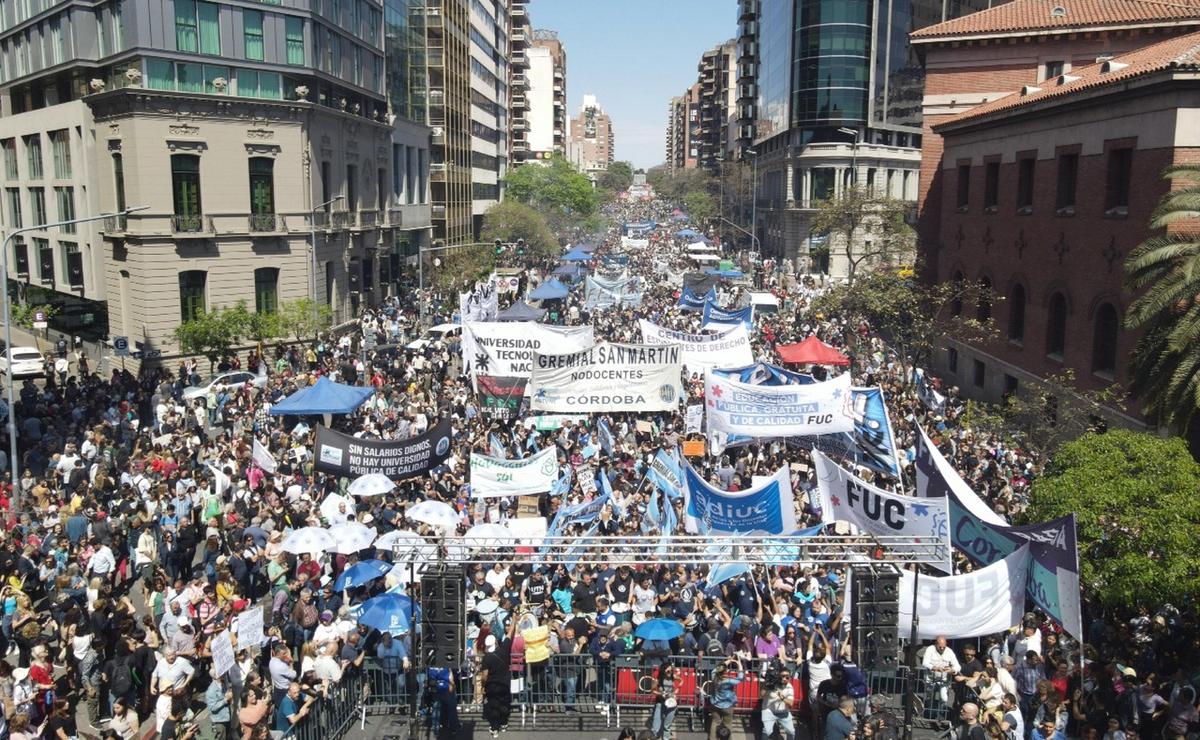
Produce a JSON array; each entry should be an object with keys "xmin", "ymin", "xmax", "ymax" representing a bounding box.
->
[
  {"xmin": 470, "ymin": 446, "xmax": 559, "ymax": 499},
  {"xmin": 812, "ymin": 450, "xmax": 952, "ymax": 572},
  {"xmin": 462, "ymin": 322, "xmax": 594, "ymax": 377},
  {"xmin": 459, "ymin": 279, "xmax": 498, "ymax": 323},
  {"xmin": 621, "ymin": 237, "xmax": 649, "ymax": 251},
  {"xmin": 899, "ymin": 545, "xmax": 1031, "ymax": 640},
  {"xmin": 704, "ymin": 370, "xmax": 855, "ymax": 438},
  {"xmin": 529, "ymin": 343, "xmax": 683, "ymax": 413},
  {"xmin": 638, "ymin": 320, "xmax": 753, "ymax": 373}
]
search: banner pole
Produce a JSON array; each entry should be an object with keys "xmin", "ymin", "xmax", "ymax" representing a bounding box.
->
[{"xmin": 903, "ymin": 567, "xmax": 920, "ymax": 740}]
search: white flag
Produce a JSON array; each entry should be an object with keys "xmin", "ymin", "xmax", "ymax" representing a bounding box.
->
[{"xmin": 252, "ymin": 438, "xmax": 277, "ymax": 474}]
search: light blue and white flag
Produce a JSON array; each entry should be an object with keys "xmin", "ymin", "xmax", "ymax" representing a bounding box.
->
[
  {"xmin": 701, "ymin": 301, "xmax": 754, "ymax": 331},
  {"xmin": 682, "ymin": 459, "xmax": 795, "ymax": 535}
]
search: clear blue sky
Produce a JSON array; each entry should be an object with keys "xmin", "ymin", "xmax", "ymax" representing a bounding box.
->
[{"xmin": 531, "ymin": 0, "xmax": 737, "ymax": 170}]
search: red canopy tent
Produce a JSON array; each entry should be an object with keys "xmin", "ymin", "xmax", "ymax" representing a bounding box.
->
[{"xmin": 776, "ymin": 336, "xmax": 851, "ymax": 366}]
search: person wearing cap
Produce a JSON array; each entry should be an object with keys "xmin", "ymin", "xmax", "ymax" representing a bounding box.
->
[
  {"xmin": 707, "ymin": 657, "xmax": 742, "ymax": 740},
  {"xmin": 480, "ymin": 621, "xmax": 514, "ymax": 737},
  {"xmin": 152, "ymin": 646, "xmax": 196, "ymax": 733},
  {"xmin": 311, "ymin": 610, "xmax": 339, "ymax": 648}
]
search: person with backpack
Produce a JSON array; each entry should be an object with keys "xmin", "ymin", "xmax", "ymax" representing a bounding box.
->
[{"xmin": 103, "ymin": 643, "xmax": 137, "ymax": 718}]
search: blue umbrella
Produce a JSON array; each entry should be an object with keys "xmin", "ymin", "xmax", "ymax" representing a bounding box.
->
[
  {"xmin": 635, "ymin": 618, "xmax": 685, "ymax": 641},
  {"xmin": 334, "ymin": 559, "xmax": 392, "ymax": 591},
  {"xmin": 356, "ymin": 592, "xmax": 415, "ymax": 634}
]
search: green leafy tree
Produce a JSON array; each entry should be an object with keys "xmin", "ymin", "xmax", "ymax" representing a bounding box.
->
[
  {"xmin": 809, "ymin": 186, "xmax": 916, "ymax": 283},
  {"xmin": 504, "ymin": 155, "xmax": 599, "ymax": 228},
  {"xmin": 173, "ymin": 306, "xmax": 245, "ymax": 374},
  {"xmin": 10, "ymin": 303, "xmax": 56, "ymax": 329},
  {"xmin": 809, "ymin": 270, "xmax": 992, "ymax": 385},
  {"xmin": 481, "ymin": 200, "xmax": 557, "ymax": 259},
  {"xmin": 682, "ymin": 190, "xmax": 716, "ymax": 225},
  {"xmin": 1123, "ymin": 164, "xmax": 1200, "ymax": 431},
  {"xmin": 597, "ymin": 161, "xmax": 634, "ymax": 194},
  {"xmin": 1027, "ymin": 429, "xmax": 1200, "ymax": 608},
  {"xmin": 278, "ymin": 298, "xmax": 333, "ymax": 341}
]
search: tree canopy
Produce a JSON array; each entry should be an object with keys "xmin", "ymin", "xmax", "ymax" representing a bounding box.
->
[
  {"xmin": 597, "ymin": 161, "xmax": 634, "ymax": 194},
  {"xmin": 504, "ymin": 155, "xmax": 599, "ymax": 222},
  {"xmin": 1027, "ymin": 429, "xmax": 1200, "ymax": 608},
  {"xmin": 809, "ymin": 186, "xmax": 915, "ymax": 283},
  {"xmin": 480, "ymin": 200, "xmax": 557, "ymax": 259}
]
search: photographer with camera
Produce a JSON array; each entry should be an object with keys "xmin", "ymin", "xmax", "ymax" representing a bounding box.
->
[
  {"xmin": 761, "ymin": 660, "xmax": 796, "ymax": 740},
  {"xmin": 708, "ymin": 657, "xmax": 743, "ymax": 740}
]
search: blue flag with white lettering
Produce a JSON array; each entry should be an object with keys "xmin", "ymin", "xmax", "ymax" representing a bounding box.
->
[{"xmin": 597, "ymin": 418, "xmax": 615, "ymax": 456}]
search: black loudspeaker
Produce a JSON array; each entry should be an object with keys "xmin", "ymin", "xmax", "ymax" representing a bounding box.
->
[
  {"xmin": 851, "ymin": 566, "xmax": 901, "ymax": 672},
  {"xmin": 420, "ymin": 567, "xmax": 465, "ymax": 668}
]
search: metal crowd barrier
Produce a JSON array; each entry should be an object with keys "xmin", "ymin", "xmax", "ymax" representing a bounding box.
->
[{"xmin": 313, "ymin": 656, "xmax": 949, "ymax": 736}]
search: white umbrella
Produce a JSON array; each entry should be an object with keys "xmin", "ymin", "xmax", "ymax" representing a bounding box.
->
[
  {"xmin": 282, "ymin": 526, "xmax": 336, "ymax": 554},
  {"xmin": 320, "ymin": 493, "xmax": 356, "ymax": 523},
  {"xmin": 348, "ymin": 473, "xmax": 395, "ymax": 498},
  {"xmin": 405, "ymin": 500, "xmax": 460, "ymax": 532},
  {"xmin": 462, "ymin": 522, "xmax": 516, "ymax": 548},
  {"xmin": 386, "ymin": 561, "xmax": 429, "ymax": 586},
  {"xmin": 326, "ymin": 521, "xmax": 378, "ymax": 554},
  {"xmin": 376, "ymin": 530, "xmax": 437, "ymax": 560}
]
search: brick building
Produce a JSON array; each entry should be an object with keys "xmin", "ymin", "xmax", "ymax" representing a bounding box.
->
[{"xmin": 913, "ymin": 0, "xmax": 1200, "ymax": 426}]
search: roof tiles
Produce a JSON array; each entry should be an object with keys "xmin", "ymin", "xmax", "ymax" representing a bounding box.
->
[{"xmin": 911, "ymin": 0, "xmax": 1200, "ymax": 41}]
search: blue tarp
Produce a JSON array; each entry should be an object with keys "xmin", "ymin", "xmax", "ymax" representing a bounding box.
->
[
  {"xmin": 529, "ymin": 278, "xmax": 570, "ymax": 300},
  {"xmin": 704, "ymin": 268, "xmax": 745, "ymax": 278},
  {"xmin": 269, "ymin": 376, "xmax": 375, "ymax": 415},
  {"xmin": 496, "ymin": 299, "xmax": 546, "ymax": 322},
  {"xmin": 562, "ymin": 249, "xmax": 592, "ymax": 262},
  {"xmin": 674, "ymin": 228, "xmax": 702, "ymax": 239}
]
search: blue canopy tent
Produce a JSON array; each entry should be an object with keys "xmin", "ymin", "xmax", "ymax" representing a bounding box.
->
[
  {"xmin": 496, "ymin": 299, "xmax": 547, "ymax": 322},
  {"xmin": 562, "ymin": 248, "xmax": 592, "ymax": 262},
  {"xmin": 553, "ymin": 262, "xmax": 583, "ymax": 275},
  {"xmin": 269, "ymin": 376, "xmax": 375, "ymax": 415},
  {"xmin": 674, "ymin": 228, "xmax": 702, "ymax": 239},
  {"xmin": 529, "ymin": 278, "xmax": 570, "ymax": 301}
]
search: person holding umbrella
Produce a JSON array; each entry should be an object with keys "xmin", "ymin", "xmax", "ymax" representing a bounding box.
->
[{"xmin": 480, "ymin": 618, "xmax": 516, "ymax": 737}]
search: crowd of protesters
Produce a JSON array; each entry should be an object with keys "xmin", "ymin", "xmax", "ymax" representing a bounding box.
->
[{"xmin": 0, "ymin": 196, "xmax": 1194, "ymax": 740}]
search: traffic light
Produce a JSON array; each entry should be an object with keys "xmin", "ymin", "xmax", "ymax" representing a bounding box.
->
[
  {"xmin": 494, "ymin": 239, "xmax": 503, "ymax": 255},
  {"xmin": 516, "ymin": 238, "xmax": 526, "ymax": 256}
]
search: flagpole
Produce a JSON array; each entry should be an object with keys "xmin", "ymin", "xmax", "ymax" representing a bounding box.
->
[{"xmin": 903, "ymin": 566, "xmax": 920, "ymax": 740}]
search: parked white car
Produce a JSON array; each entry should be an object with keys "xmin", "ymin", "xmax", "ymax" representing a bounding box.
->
[
  {"xmin": 406, "ymin": 323, "xmax": 462, "ymax": 350},
  {"xmin": 181, "ymin": 369, "xmax": 268, "ymax": 401},
  {"xmin": 0, "ymin": 346, "xmax": 45, "ymax": 378}
]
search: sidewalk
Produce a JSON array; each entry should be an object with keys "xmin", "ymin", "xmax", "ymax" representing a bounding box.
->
[{"xmin": 5, "ymin": 323, "xmax": 108, "ymax": 374}]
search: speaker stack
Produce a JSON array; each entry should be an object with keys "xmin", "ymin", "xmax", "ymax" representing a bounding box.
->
[
  {"xmin": 420, "ymin": 565, "xmax": 465, "ymax": 668},
  {"xmin": 851, "ymin": 565, "xmax": 901, "ymax": 672}
]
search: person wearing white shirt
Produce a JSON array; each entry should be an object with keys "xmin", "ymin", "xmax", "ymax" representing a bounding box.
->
[
  {"xmin": 922, "ymin": 636, "xmax": 961, "ymax": 705},
  {"xmin": 311, "ymin": 612, "xmax": 341, "ymax": 647},
  {"xmin": 1010, "ymin": 624, "xmax": 1043, "ymax": 658},
  {"xmin": 152, "ymin": 648, "xmax": 195, "ymax": 732},
  {"xmin": 485, "ymin": 563, "xmax": 509, "ymax": 594},
  {"xmin": 313, "ymin": 643, "xmax": 344, "ymax": 682},
  {"xmin": 89, "ymin": 542, "xmax": 116, "ymax": 581}
]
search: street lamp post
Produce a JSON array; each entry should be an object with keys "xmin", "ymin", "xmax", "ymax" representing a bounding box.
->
[
  {"xmin": 744, "ymin": 149, "xmax": 759, "ymax": 255},
  {"xmin": 0, "ymin": 205, "xmax": 148, "ymax": 510},
  {"xmin": 838, "ymin": 127, "xmax": 860, "ymax": 189},
  {"xmin": 310, "ymin": 195, "xmax": 344, "ymax": 325},
  {"xmin": 718, "ymin": 216, "xmax": 760, "ymax": 253}
]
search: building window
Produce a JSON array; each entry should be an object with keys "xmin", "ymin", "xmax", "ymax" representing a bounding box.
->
[
  {"xmin": 61, "ymin": 241, "xmax": 82, "ymax": 287},
  {"xmin": 199, "ymin": 2, "xmax": 220, "ymax": 54},
  {"xmin": 175, "ymin": 0, "xmax": 199, "ymax": 52},
  {"xmin": 1043, "ymin": 60, "xmax": 1065, "ymax": 80},
  {"xmin": 1092, "ymin": 302, "xmax": 1119, "ymax": 375},
  {"xmin": 947, "ymin": 346, "xmax": 958, "ymax": 374},
  {"xmin": 285, "ymin": 17, "xmax": 305, "ymax": 65},
  {"xmin": 248, "ymin": 157, "xmax": 274, "ymax": 229},
  {"xmin": 346, "ymin": 164, "xmax": 357, "ymax": 208},
  {"xmin": 178, "ymin": 270, "xmax": 207, "ymax": 321},
  {"xmin": 1016, "ymin": 158, "xmax": 1035, "ymax": 211},
  {"xmin": 171, "ymin": 154, "xmax": 202, "ymax": 229},
  {"xmin": 54, "ymin": 187, "xmax": 75, "ymax": 232},
  {"xmin": 972, "ymin": 359, "xmax": 985, "ymax": 388},
  {"xmin": 243, "ymin": 9, "xmax": 264, "ymax": 61},
  {"xmin": 29, "ymin": 187, "xmax": 46, "ymax": 224},
  {"xmin": 1008, "ymin": 283, "xmax": 1026, "ymax": 342},
  {"xmin": 976, "ymin": 276, "xmax": 992, "ymax": 323},
  {"xmin": 5, "ymin": 188, "xmax": 22, "ymax": 228},
  {"xmin": 12, "ymin": 238, "xmax": 28, "ymax": 277},
  {"xmin": 24, "ymin": 135, "xmax": 42, "ymax": 180},
  {"xmin": 49, "ymin": 129, "xmax": 70, "ymax": 179},
  {"xmin": 1055, "ymin": 153, "xmax": 1077, "ymax": 212},
  {"xmin": 376, "ymin": 167, "xmax": 385, "ymax": 210},
  {"xmin": 2, "ymin": 140, "xmax": 16, "ymax": 180},
  {"xmin": 1046, "ymin": 291, "xmax": 1067, "ymax": 358},
  {"xmin": 1003, "ymin": 374, "xmax": 1018, "ymax": 399},
  {"xmin": 235, "ymin": 69, "xmax": 282, "ymax": 99},
  {"xmin": 361, "ymin": 255, "xmax": 373, "ymax": 291},
  {"xmin": 254, "ymin": 267, "xmax": 278, "ymax": 314},
  {"xmin": 983, "ymin": 161, "xmax": 999, "ymax": 210},
  {"xmin": 810, "ymin": 168, "xmax": 834, "ymax": 202},
  {"xmin": 35, "ymin": 238, "xmax": 52, "ymax": 284},
  {"xmin": 112, "ymin": 153, "xmax": 127, "ymax": 212},
  {"xmin": 956, "ymin": 164, "xmax": 970, "ymax": 210},
  {"xmin": 1105, "ymin": 148, "xmax": 1132, "ymax": 214},
  {"xmin": 950, "ymin": 270, "xmax": 964, "ymax": 317}
]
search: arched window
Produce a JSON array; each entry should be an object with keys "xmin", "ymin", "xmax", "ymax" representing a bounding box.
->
[
  {"xmin": 1092, "ymin": 302, "xmax": 1119, "ymax": 375},
  {"xmin": 1008, "ymin": 283, "xmax": 1026, "ymax": 342},
  {"xmin": 950, "ymin": 270, "xmax": 964, "ymax": 317},
  {"xmin": 976, "ymin": 276, "xmax": 992, "ymax": 323},
  {"xmin": 1046, "ymin": 292, "xmax": 1067, "ymax": 357}
]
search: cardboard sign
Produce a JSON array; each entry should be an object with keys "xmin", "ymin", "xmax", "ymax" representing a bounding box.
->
[
  {"xmin": 636, "ymin": 420, "xmax": 654, "ymax": 434},
  {"xmin": 682, "ymin": 439, "xmax": 706, "ymax": 457},
  {"xmin": 517, "ymin": 495, "xmax": 540, "ymax": 518}
]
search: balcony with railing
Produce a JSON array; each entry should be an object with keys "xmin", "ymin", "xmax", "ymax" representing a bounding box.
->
[
  {"xmin": 249, "ymin": 213, "xmax": 288, "ymax": 234},
  {"xmin": 352, "ymin": 209, "xmax": 378, "ymax": 231},
  {"xmin": 101, "ymin": 214, "xmax": 127, "ymax": 235},
  {"xmin": 172, "ymin": 214, "xmax": 214, "ymax": 236},
  {"xmin": 330, "ymin": 210, "xmax": 353, "ymax": 230}
]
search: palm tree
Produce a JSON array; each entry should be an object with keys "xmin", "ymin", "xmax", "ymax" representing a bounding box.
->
[{"xmin": 1124, "ymin": 164, "xmax": 1200, "ymax": 430}]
